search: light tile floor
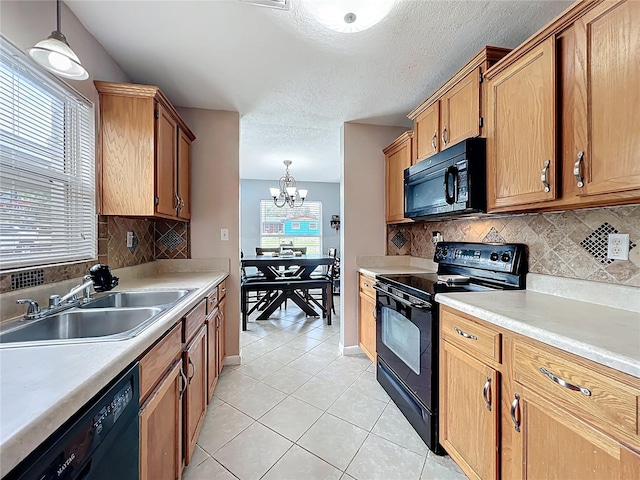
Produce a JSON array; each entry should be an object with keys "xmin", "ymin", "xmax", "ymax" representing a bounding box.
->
[{"xmin": 184, "ymin": 299, "xmax": 467, "ymax": 480}]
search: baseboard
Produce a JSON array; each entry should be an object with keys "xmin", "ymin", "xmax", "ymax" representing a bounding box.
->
[
  {"xmin": 340, "ymin": 343, "xmax": 363, "ymax": 356},
  {"xmin": 224, "ymin": 354, "xmax": 242, "ymax": 366}
]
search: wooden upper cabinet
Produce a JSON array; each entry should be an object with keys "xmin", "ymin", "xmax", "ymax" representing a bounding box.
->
[
  {"xmin": 95, "ymin": 81, "xmax": 195, "ymax": 220},
  {"xmin": 383, "ymin": 131, "xmax": 413, "ymax": 224},
  {"xmin": 408, "ymin": 46, "xmax": 510, "ymax": 164},
  {"xmin": 440, "ymin": 68, "xmax": 481, "ymax": 150},
  {"xmin": 156, "ymin": 102, "xmax": 178, "ymax": 217},
  {"xmin": 177, "ymin": 127, "xmax": 192, "ymax": 220},
  {"xmin": 486, "ymin": 37, "xmax": 557, "ymax": 211},
  {"xmin": 572, "ymin": 0, "xmax": 640, "ymax": 198},
  {"xmin": 413, "ymin": 103, "xmax": 440, "ymax": 162}
]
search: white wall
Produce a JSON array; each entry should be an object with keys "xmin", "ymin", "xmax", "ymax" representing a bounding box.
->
[
  {"xmin": 240, "ymin": 179, "xmax": 340, "ymax": 257},
  {"xmin": 341, "ymin": 122, "xmax": 409, "ymax": 350},
  {"xmin": 177, "ymin": 107, "xmax": 241, "ymax": 359}
]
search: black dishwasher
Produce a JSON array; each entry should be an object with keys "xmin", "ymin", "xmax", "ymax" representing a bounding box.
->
[{"xmin": 5, "ymin": 363, "xmax": 139, "ymax": 480}]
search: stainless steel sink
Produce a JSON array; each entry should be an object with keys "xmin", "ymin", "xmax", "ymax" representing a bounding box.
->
[
  {"xmin": 82, "ymin": 289, "xmax": 192, "ymax": 309},
  {"xmin": 0, "ymin": 307, "xmax": 163, "ymax": 345}
]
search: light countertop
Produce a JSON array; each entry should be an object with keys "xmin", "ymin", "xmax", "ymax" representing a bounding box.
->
[
  {"xmin": 0, "ymin": 269, "xmax": 227, "ymax": 477},
  {"xmin": 357, "ymin": 255, "xmax": 437, "ymax": 278},
  {"xmin": 436, "ymin": 290, "xmax": 640, "ymax": 379}
]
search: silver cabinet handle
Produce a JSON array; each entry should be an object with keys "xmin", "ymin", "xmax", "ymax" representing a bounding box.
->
[
  {"xmin": 441, "ymin": 126, "xmax": 448, "ymax": 146},
  {"xmin": 482, "ymin": 376, "xmax": 492, "ymax": 411},
  {"xmin": 188, "ymin": 358, "xmax": 195, "ymax": 384},
  {"xmin": 510, "ymin": 393, "xmax": 521, "ymax": 432},
  {"xmin": 179, "ymin": 365, "xmax": 188, "ymax": 400},
  {"xmin": 364, "ymin": 283, "xmax": 370, "ymax": 288},
  {"xmin": 573, "ymin": 151, "xmax": 584, "ymax": 188},
  {"xmin": 541, "ymin": 160, "xmax": 551, "ymax": 193},
  {"xmin": 431, "ymin": 132, "xmax": 437, "ymax": 152},
  {"xmin": 174, "ymin": 193, "xmax": 181, "ymax": 211},
  {"xmin": 539, "ymin": 367, "xmax": 591, "ymax": 396},
  {"xmin": 454, "ymin": 326, "xmax": 477, "ymax": 340}
]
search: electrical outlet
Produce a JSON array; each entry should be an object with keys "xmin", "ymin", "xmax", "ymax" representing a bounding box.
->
[
  {"xmin": 126, "ymin": 231, "xmax": 134, "ymax": 248},
  {"xmin": 607, "ymin": 233, "xmax": 629, "ymax": 260},
  {"xmin": 220, "ymin": 228, "xmax": 229, "ymax": 241}
]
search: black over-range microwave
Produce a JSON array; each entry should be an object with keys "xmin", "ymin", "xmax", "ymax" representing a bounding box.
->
[{"xmin": 404, "ymin": 137, "xmax": 486, "ymax": 221}]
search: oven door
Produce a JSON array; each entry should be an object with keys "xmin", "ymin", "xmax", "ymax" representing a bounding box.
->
[{"xmin": 374, "ymin": 285, "xmax": 436, "ymax": 410}]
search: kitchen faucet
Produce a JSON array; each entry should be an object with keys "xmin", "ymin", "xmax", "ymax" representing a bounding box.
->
[{"xmin": 16, "ymin": 275, "xmax": 94, "ymax": 321}]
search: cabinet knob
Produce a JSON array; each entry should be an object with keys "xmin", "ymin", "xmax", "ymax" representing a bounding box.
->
[
  {"xmin": 540, "ymin": 160, "xmax": 551, "ymax": 193},
  {"xmin": 573, "ymin": 151, "xmax": 585, "ymax": 188}
]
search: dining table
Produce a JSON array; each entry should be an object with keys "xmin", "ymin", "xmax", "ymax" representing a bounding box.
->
[{"xmin": 240, "ymin": 254, "xmax": 335, "ymax": 330}]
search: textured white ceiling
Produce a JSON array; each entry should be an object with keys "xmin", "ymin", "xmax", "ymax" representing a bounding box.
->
[{"xmin": 67, "ymin": 0, "xmax": 571, "ymax": 183}]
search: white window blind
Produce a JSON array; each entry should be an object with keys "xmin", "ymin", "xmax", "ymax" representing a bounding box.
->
[
  {"xmin": 260, "ymin": 200, "xmax": 322, "ymax": 254},
  {"xmin": 0, "ymin": 38, "xmax": 96, "ymax": 270}
]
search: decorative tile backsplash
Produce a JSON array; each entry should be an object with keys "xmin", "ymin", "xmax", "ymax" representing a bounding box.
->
[
  {"xmin": 388, "ymin": 205, "xmax": 640, "ymax": 286},
  {"xmin": 1, "ymin": 216, "xmax": 191, "ymax": 293}
]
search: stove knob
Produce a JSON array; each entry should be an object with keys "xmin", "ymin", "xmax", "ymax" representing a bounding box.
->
[
  {"xmin": 501, "ymin": 253, "xmax": 511, "ymax": 262},
  {"xmin": 490, "ymin": 252, "xmax": 499, "ymax": 261}
]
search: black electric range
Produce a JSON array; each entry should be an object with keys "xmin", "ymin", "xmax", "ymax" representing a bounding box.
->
[{"xmin": 373, "ymin": 242, "xmax": 527, "ymax": 454}]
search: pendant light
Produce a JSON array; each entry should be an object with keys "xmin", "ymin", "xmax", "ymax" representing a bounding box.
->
[
  {"xmin": 27, "ymin": 0, "xmax": 89, "ymax": 80},
  {"xmin": 269, "ymin": 160, "xmax": 308, "ymax": 208}
]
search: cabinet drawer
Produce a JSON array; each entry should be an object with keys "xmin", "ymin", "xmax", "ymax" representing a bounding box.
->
[
  {"xmin": 441, "ymin": 309, "xmax": 501, "ymax": 364},
  {"xmin": 183, "ymin": 299, "xmax": 207, "ymax": 345},
  {"xmin": 218, "ymin": 279, "xmax": 227, "ymax": 299},
  {"xmin": 139, "ymin": 321, "xmax": 182, "ymax": 402},
  {"xmin": 513, "ymin": 341, "xmax": 640, "ymax": 438},
  {"xmin": 359, "ymin": 274, "xmax": 376, "ymax": 300},
  {"xmin": 206, "ymin": 287, "xmax": 219, "ymax": 314}
]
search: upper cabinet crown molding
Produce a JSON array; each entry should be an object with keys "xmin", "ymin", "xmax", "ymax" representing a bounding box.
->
[{"xmin": 95, "ymin": 81, "xmax": 195, "ymax": 220}]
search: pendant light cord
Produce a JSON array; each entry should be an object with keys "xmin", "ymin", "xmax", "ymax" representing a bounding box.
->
[{"xmin": 56, "ymin": 0, "xmax": 61, "ymax": 33}]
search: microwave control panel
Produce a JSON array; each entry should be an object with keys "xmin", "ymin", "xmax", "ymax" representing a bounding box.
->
[{"xmin": 434, "ymin": 242, "xmax": 524, "ymax": 273}]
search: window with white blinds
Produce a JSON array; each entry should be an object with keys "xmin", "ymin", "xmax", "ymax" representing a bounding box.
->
[
  {"xmin": 0, "ymin": 38, "xmax": 96, "ymax": 270},
  {"xmin": 260, "ymin": 200, "xmax": 322, "ymax": 254}
]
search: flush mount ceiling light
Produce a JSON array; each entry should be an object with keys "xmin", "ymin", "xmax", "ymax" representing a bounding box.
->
[
  {"xmin": 301, "ymin": 0, "xmax": 396, "ymax": 33},
  {"xmin": 27, "ymin": 0, "xmax": 88, "ymax": 80},
  {"xmin": 270, "ymin": 160, "xmax": 308, "ymax": 208}
]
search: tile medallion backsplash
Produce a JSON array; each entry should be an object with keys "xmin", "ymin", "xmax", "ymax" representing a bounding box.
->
[
  {"xmin": 387, "ymin": 205, "xmax": 640, "ymax": 286},
  {"xmin": 1, "ymin": 216, "xmax": 191, "ymax": 293}
]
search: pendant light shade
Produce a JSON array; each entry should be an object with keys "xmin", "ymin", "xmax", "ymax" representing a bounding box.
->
[{"xmin": 27, "ymin": 1, "xmax": 88, "ymax": 80}]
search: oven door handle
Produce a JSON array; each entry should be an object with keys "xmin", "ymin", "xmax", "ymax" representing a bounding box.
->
[{"xmin": 373, "ymin": 283, "xmax": 432, "ymax": 310}]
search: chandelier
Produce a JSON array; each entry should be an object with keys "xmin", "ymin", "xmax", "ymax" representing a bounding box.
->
[{"xmin": 269, "ymin": 160, "xmax": 308, "ymax": 208}]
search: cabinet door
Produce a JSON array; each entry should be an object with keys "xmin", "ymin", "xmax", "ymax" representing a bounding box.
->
[
  {"xmin": 385, "ymin": 140, "xmax": 411, "ymax": 223},
  {"xmin": 440, "ymin": 68, "xmax": 481, "ymax": 150},
  {"xmin": 177, "ymin": 127, "xmax": 191, "ymax": 220},
  {"xmin": 414, "ymin": 102, "xmax": 440, "ymax": 162},
  {"xmin": 573, "ymin": 0, "xmax": 640, "ymax": 197},
  {"xmin": 206, "ymin": 310, "xmax": 218, "ymax": 403},
  {"xmin": 487, "ymin": 37, "xmax": 556, "ymax": 211},
  {"xmin": 217, "ymin": 297, "xmax": 226, "ymax": 375},
  {"xmin": 440, "ymin": 341, "xmax": 499, "ymax": 480},
  {"xmin": 140, "ymin": 361, "xmax": 183, "ymax": 480},
  {"xmin": 183, "ymin": 326, "xmax": 207, "ymax": 466},
  {"xmin": 510, "ymin": 386, "xmax": 640, "ymax": 480},
  {"xmin": 156, "ymin": 102, "xmax": 178, "ymax": 217},
  {"xmin": 358, "ymin": 291, "xmax": 376, "ymax": 363}
]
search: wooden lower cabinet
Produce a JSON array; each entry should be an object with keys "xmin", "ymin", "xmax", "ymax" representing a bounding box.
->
[
  {"xmin": 358, "ymin": 274, "xmax": 376, "ymax": 362},
  {"xmin": 183, "ymin": 326, "xmax": 207, "ymax": 466},
  {"xmin": 441, "ymin": 305, "xmax": 640, "ymax": 480},
  {"xmin": 509, "ymin": 386, "xmax": 640, "ymax": 480},
  {"xmin": 440, "ymin": 341, "xmax": 499, "ymax": 480},
  {"xmin": 217, "ymin": 296, "xmax": 226, "ymax": 375},
  {"xmin": 206, "ymin": 307, "xmax": 219, "ymax": 403},
  {"xmin": 139, "ymin": 361, "xmax": 183, "ymax": 480}
]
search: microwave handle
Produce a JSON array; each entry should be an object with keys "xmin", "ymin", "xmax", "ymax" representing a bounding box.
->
[{"xmin": 444, "ymin": 165, "xmax": 458, "ymax": 205}]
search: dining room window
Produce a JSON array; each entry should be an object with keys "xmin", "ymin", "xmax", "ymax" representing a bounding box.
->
[
  {"xmin": 260, "ymin": 200, "xmax": 322, "ymax": 254},
  {"xmin": 0, "ymin": 37, "xmax": 96, "ymax": 270}
]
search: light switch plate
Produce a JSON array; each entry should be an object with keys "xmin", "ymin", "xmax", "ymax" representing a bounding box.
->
[
  {"xmin": 607, "ymin": 233, "xmax": 629, "ymax": 260},
  {"xmin": 126, "ymin": 231, "xmax": 134, "ymax": 248},
  {"xmin": 220, "ymin": 228, "xmax": 229, "ymax": 241}
]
